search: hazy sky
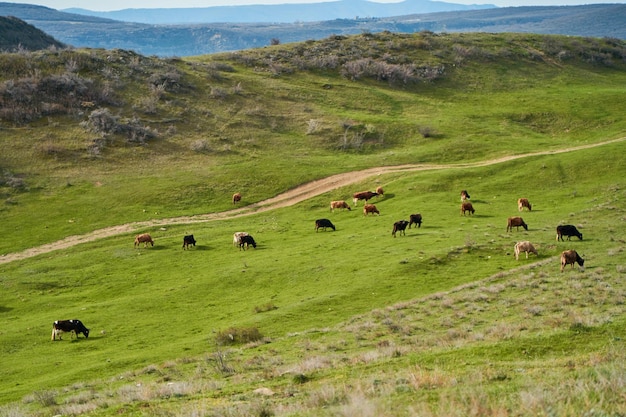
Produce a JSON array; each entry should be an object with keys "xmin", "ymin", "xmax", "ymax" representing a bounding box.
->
[{"xmin": 7, "ymin": 0, "xmax": 625, "ymax": 11}]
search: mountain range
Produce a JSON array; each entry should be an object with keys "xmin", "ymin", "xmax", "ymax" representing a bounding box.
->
[
  {"xmin": 1, "ymin": 2, "xmax": 625, "ymax": 57},
  {"xmin": 62, "ymin": 0, "xmax": 495, "ymax": 24}
]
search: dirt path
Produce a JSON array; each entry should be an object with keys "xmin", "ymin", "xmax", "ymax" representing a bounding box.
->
[{"xmin": 1, "ymin": 137, "xmax": 623, "ymax": 265}]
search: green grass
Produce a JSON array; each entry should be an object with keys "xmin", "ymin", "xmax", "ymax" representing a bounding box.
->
[
  {"xmin": 2, "ymin": 140, "xmax": 626, "ymax": 415},
  {"xmin": 1, "ymin": 32, "xmax": 626, "ymax": 415}
]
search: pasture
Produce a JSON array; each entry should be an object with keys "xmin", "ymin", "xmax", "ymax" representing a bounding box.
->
[
  {"xmin": 1, "ymin": 140, "xmax": 625, "ymax": 415},
  {"xmin": 1, "ymin": 32, "xmax": 626, "ymax": 415}
]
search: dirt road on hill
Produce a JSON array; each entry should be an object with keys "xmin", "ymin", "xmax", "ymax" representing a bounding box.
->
[{"xmin": 1, "ymin": 137, "xmax": 624, "ymax": 265}]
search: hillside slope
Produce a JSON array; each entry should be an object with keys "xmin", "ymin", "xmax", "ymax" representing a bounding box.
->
[{"xmin": 0, "ymin": 15, "xmax": 64, "ymax": 51}]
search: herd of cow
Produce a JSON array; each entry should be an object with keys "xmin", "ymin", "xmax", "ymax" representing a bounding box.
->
[
  {"xmin": 456, "ymin": 193, "xmax": 585, "ymax": 273},
  {"xmin": 51, "ymin": 188, "xmax": 586, "ymax": 341},
  {"xmin": 318, "ymin": 189, "xmax": 585, "ymax": 274}
]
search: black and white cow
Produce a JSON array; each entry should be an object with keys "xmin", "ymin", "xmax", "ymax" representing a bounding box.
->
[{"xmin": 51, "ymin": 319, "xmax": 90, "ymax": 341}]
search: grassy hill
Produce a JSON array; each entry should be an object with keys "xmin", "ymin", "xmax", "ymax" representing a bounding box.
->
[
  {"xmin": 0, "ymin": 32, "xmax": 625, "ymax": 415},
  {"xmin": 0, "ymin": 16, "xmax": 65, "ymax": 51}
]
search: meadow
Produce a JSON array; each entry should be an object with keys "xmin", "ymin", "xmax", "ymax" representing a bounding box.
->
[{"xmin": 0, "ymin": 32, "xmax": 625, "ymax": 416}]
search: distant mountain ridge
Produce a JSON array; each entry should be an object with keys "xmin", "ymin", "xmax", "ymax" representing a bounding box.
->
[
  {"xmin": 1, "ymin": 2, "xmax": 624, "ymax": 57},
  {"xmin": 63, "ymin": 0, "xmax": 496, "ymax": 24}
]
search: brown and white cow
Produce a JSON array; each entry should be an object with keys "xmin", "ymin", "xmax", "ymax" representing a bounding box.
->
[
  {"xmin": 232, "ymin": 192, "xmax": 242, "ymax": 204},
  {"xmin": 560, "ymin": 250, "xmax": 584, "ymax": 272},
  {"xmin": 233, "ymin": 232, "xmax": 249, "ymax": 246},
  {"xmin": 514, "ymin": 241, "xmax": 538, "ymax": 260},
  {"xmin": 330, "ymin": 200, "xmax": 351, "ymax": 211},
  {"xmin": 353, "ymin": 191, "xmax": 378, "ymax": 206},
  {"xmin": 460, "ymin": 190, "xmax": 471, "ymax": 201},
  {"xmin": 507, "ymin": 217, "xmax": 528, "ymax": 232},
  {"xmin": 363, "ymin": 204, "xmax": 380, "ymax": 216},
  {"xmin": 460, "ymin": 202, "xmax": 475, "ymax": 215},
  {"xmin": 375, "ymin": 186, "xmax": 384, "ymax": 196},
  {"xmin": 518, "ymin": 198, "xmax": 532, "ymax": 211},
  {"xmin": 134, "ymin": 233, "xmax": 154, "ymax": 248},
  {"xmin": 51, "ymin": 319, "xmax": 90, "ymax": 341}
]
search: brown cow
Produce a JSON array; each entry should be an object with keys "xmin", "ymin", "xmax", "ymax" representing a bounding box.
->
[
  {"xmin": 460, "ymin": 190, "xmax": 470, "ymax": 201},
  {"xmin": 507, "ymin": 217, "xmax": 528, "ymax": 232},
  {"xmin": 330, "ymin": 200, "xmax": 351, "ymax": 211},
  {"xmin": 375, "ymin": 186, "xmax": 384, "ymax": 196},
  {"xmin": 460, "ymin": 202, "xmax": 475, "ymax": 215},
  {"xmin": 134, "ymin": 233, "xmax": 154, "ymax": 248},
  {"xmin": 392, "ymin": 220, "xmax": 409, "ymax": 237},
  {"xmin": 363, "ymin": 204, "xmax": 380, "ymax": 216},
  {"xmin": 560, "ymin": 250, "xmax": 584, "ymax": 272},
  {"xmin": 353, "ymin": 191, "xmax": 378, "ymax": 206},
  {"xmin": 232, "ymin": 192, "xmax": 242, "ymax": 204},
  {"xmin": 409, "ymin": 213, "xmax": 422, "ymax": 228},
  {"xmin": 518, "ymin": 198, "xmax": 532, "ymax": 211}
]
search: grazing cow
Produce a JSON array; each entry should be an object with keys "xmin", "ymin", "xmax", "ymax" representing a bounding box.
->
[
  {"xmin": 375, "ymin": 186, "xmax": 384, "ymax": 196},
  {"xmin": 507, "ymin": 216, "xmax": 528, "ymax": 232},
  {"xmin": 232, "ymin": 192, "xmax": 242, "ymax": 204},
  {"xmin": 392, "ymin": 220, "xmax": 409, "ymax": 237},
  {"xmin": 409, "ymin": 213, "xmax": 422, "ymax": 229},
  {"xmin": 560, "ymin": 249, "xmax": 585, "ymax": 272},
  {"xmin": 182, "ymin": 234, "xmax": 196, "ymax": 250},
  {"xmin": 352, "ymin": 191, "xmax": 378, "ymax": 206},
  {"xmin": 363, "ymin": 204, "xmax": 380, "ymax": 216},
  {"xmin": 51, "ymin": 319, "xmax": 90, "ymax": 341},
  {"xmin": 461, "ymin": 202, "xmax": 475, "ymax": 215},
  {"xmin": 556, "ymin": 225, "xmax": 583, "ymax": 241},
  {"xmin": 233, "ymin": 232, "xmax": 249, "ymax": 246},
  {"xmin": 330, "ymin": 200, "xmax": 351, "ymax": 211},
  {"xmin": 514, "ymin": 241, "xmax": 538, "ymax": 260},
  {"xmin": 239, "ymin": 234, "xmax": 257, "ymax": 250},
  {"xmin": 315, "ymin": 218, "xmax": 336, "ymax": 232},
  {"xmin": 460, "ymin": 190, "xmax": 471, "ymax": 201},
  {"xmin": 134, "ymin": 233, "xmax": 154, "ymax": 248},
  {"xmin": 518, "ymin": 198, "xmax": 532, "ymax": 211}
]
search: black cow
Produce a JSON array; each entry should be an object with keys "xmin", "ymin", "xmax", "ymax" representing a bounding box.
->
[
  {"xmin": 556, "ymin": 225, "xmax": 583, "ymax": 241},
  {"xmin": 182, "ymin": 234, "xmax": 196, "ymax": 250},
  {"xmin": 409, "ymin": 213, "xmax": 422, "ymax": 229},
  {"xmin": 51, "ymin": 319, "xmax": 90, "ymax": 341},
  {"xmin": 239, "ymin": 234, "xmax": 257, "ymax": 250},
  {"xmin": 315, "ymin": 218, "xmax": 336, "ymax": 232},
  {"xmin": 392, "ymin": 220, "xmax": 409, "ymax": 237}
]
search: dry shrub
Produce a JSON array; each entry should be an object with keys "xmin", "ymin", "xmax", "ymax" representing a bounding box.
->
[
  {"xmin": 254, "ymin": 302, "xmax": 278, "ymax": 313},
  {"xmin": 215, "ymin": 326, "xmax": 263, "ymax": 345}
]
